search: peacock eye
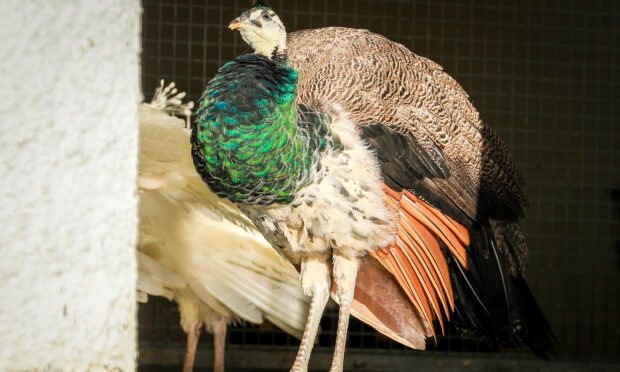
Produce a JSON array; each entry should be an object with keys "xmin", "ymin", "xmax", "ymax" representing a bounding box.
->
[{"xmin": 262, "ymin": 13, "xmax": 271, "ymax": 21}]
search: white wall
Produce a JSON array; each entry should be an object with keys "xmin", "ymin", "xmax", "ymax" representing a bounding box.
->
[{"xmin": 0, "ymin": 1, "xmax": 141, "ymax": 370}]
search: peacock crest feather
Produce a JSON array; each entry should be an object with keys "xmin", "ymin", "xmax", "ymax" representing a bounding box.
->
[{"xmin": 191, "ymin": 54, "xmax": 335, "ymax": 205}]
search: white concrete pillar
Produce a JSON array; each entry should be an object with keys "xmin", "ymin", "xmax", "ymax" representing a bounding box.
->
[{"xmin": 0, "ymin": 1, "xmax": 141, "ymax": 370}]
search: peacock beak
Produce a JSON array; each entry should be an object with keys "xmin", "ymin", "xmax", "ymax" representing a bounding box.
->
[
  {"xmin": 229, "ymin": 14, "xmax": 262, "ymax": 30},
  {"xmin": 228, "ymin": 18, "xmax": 242, "ymax": 29},
  {"xmin": 229, "ymin": 17, "xmax": 251, "ymax": 30}
]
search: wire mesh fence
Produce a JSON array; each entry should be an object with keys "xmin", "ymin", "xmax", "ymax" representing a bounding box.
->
[{"xmin": 139, "ymin": 0, "xmax": 620, "ymax": 368}]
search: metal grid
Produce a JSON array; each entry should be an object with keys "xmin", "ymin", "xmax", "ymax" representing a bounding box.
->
[{"xmin": 140, "ymin": 0, "xmax": 620, "ymax": 367}]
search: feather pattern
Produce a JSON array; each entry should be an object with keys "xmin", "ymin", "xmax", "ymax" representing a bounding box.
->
[
  {"xmin": 288, "ymin": 27, "xmax": 527, "ymax": 222},
  {"xmin": 192, "ymin": 54, "xmax": 332, "ymax": 205},
  {"xmin": 190, "ymin": 6, "xmax": 555, "ymax": 366},
  {"xmin": 371, "ymin": 184, "xmax": 469, "ymax": 337},
  {"xmin": 344, "ymin": 255, "xmax": 433, "ymax": 349},
  {"xmin": 286, "ymin": 27, "xmax": 556, "ymax": 356},
  {"xmin": 138, "ymin": 91, "xmax": 309, "ymax": 337}
]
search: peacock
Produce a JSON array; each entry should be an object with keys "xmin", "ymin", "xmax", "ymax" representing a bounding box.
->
[
  {"xmin": 191, "ymin": 3, "xmax": 556, "ymax": 371},
  {"xmin": 137, "ymin": 81, "xmax": 309, "ymax": 372}
]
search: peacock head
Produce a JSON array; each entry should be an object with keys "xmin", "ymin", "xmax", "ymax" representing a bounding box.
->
[{"xmin": 229, "ymin": 3, "xmax": 286, "ymax": 60}]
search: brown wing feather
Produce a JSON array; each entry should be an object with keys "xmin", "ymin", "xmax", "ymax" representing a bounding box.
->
[
  {"xmin": 339, "ymin": 254, "xmax": 433, "ymax": 350},
  {"xmin": 370, "ymin": 184, "xmax": 470, "ymax": 337},
  {"xmin": 287, "ymin": 27, "xmax": 526, "ymax": 221}
]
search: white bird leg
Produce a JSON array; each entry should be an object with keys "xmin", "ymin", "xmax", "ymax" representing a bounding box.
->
[
  {"xmin": 183, "ymin": 319, "xmax": 202, "ymax": 372},
  {"xmin": 291, "ymin": 255, "xmax": 331, "ymax": 372},
  {"xmin": 330, "ymin": 255, "xmax": 359, "ymax": 372},
  {"xmin": 212, "ymin": 317, "xmax": 227, "ymax": 372}
]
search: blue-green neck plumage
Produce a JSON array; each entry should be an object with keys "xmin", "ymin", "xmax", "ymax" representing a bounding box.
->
[{"xmin": 192, "ymin": 54, "xmax": 330, "ymax": 205}]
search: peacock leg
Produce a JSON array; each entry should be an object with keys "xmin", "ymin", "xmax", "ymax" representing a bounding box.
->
[
  {"xmin": 291, "ymin": 254, "xmax": 331, "ymax": 372},
  {"xmin": 183, "ymin": 319, "xmax": 202, "ymax": 372},
  {"xmin": 212, "ymin": 317, "xmax": 227, "ymax": 372},
  {"xmin": 329, "ymin": 255, "xmax": 359, "ymax": 372}
]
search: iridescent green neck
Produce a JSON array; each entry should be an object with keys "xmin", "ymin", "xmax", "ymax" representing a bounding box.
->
[{"xmin": 191, "ymin": 54, "xmax": 329, "ymax": 205}]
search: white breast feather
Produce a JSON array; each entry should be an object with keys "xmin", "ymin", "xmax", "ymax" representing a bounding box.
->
[{"xmin": 243, "ymin": 106, "xmax": 396, "ymax": 262}]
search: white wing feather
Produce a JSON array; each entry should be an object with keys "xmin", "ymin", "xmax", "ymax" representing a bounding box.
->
[{"xmin": 137, "ymin": 82, "xmax": 309, "ymax": 336}]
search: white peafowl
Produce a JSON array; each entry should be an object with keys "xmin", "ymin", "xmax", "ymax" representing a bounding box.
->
[
  {"xmin": 136, "ymin": 81, "xmax": 309, "ymax": 372},
  {"xmin": 190, "ymin": 2, "xmax": 556, "ymax": 372}
]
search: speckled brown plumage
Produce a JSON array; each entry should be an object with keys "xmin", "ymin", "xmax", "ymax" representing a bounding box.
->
[
  {"xmin": 490, "ymin": 219, "xmax": 528, "ymax": 276},
  {"xmin": 285, "ymin": 27, "xmax": 555, "ymax": 357},
  {"xmin": 208, "ymin": 8, "xmax": 555, "ymax": 361},
  {"xmin": 287, "ymin": 27, "xmax": 530, "ymax": 282},
  {"xmin": 287, "ymin": 27, "xmax": 526, "ymax": 224}
]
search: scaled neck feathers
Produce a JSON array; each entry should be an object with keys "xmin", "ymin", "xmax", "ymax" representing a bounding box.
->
[{"xmin": 192, "ymin": 54, "xmax": 332, "ymax": 205}]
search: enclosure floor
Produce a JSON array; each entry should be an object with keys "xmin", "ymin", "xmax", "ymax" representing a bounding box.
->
[{"xmin": 139, "ymin": 346, "xmax": 620, "ymax": 372}]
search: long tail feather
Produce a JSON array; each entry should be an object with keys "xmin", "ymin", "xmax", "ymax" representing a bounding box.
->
[{"xmin": 448, "ymin": 222, "xmax": 557, "ymax": 357}]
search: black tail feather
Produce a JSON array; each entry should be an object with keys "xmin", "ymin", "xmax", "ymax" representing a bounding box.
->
[{"xmin": 447, "ymin": 222, "xmax": 557, "ymax": 358}]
